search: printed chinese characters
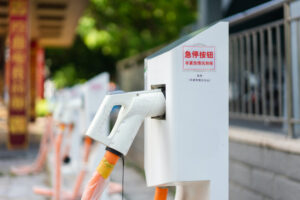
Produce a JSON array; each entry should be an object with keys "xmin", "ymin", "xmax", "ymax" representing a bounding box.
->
[{"xmin": 183, "ymin": 46, "xmax": 215, "ymax": 70}]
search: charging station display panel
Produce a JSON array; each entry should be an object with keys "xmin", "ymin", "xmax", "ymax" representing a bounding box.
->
[{"xmin": 144, "ymin": 22, "xmax": 228, "ymax": 200}]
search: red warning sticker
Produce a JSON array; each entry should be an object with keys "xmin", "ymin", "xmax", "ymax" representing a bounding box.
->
[{"xmin": 183, "ymin": 46, "xmax": 216, "ymax": 71}]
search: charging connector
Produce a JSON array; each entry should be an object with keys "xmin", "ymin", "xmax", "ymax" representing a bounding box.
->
[
  {"xmin": 86, "ymin": 89, "xmax": 165, "ymax": 155},
  {"xmin": 151, "ymin": 84, "xmax": 166, "ymax": 120}
]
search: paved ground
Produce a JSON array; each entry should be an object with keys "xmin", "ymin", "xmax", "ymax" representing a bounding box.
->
[
  {"xmin": 0, "ymin": 101, "xmax": 174, "ymax": 200},
  {"xmin": 0, "ymin": 146, "xmax": 48, "ymax": 200},
  {"xmin": 0, "ymin": 101, "xmax": 47, "ymax": 200},
  {"xmin": 0, "ymin": 146, "xmax": 173, "ymax": 200},
  {"xmin": 111, "ymin": 161, "xmax": 155, "ymax": 200},
  {"xmin": 0, "ymin": 102, "xmax": 48, "ymax": 200},
  {"xmin": 111, "ymin": 161, "xmax": 174, "ymax": 200}
]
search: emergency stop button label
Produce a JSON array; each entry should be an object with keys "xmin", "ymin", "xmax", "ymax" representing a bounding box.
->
[{"xmin": 183, "ymin": 46, "xmax": 216, "ymax": 71}]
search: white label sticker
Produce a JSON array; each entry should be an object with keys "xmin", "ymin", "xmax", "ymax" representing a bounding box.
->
[{"xmin": 183, "ymin": 46, "xmax": 216, "ymax": 71}]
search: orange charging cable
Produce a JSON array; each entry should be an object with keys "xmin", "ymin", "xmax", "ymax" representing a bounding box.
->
[
  {"xmin": 154, "ymin": 187, "xmax": 168, "ymax": 200},
  {"xmin": 33, "ymin": 123, "xmax": 65, "ymax": 199},
  {"xmin": 69, "ymin": 137, "xmax": 93, "ymax": 199},
  {"xmin": 11, "ymin": 115, "xmax": 53, "ymax": 175},
  {"xmin": 81, "ymin": 149, "xmax": 120, "ymax": 200},
  {"xmin": 54, "ymin": 124, "xmax": 65, "ymax": 200},
  {"xmin": 62, "ymin": 124, "xmax": 74, "ymax": 163}
]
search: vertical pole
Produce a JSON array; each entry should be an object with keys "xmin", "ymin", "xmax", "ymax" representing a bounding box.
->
[
  {"xmin": 260, "ymin": 29, "xmax": 267, "ymax": 117},
  {"xmin": 37, "ymin": 47, "xmax": 45, "ymax": 99},
  {"xmin": 7, "ymin": 0, "xmax": 30, "ymax": 149},
  {"xmin": 246, "ymin": 33, "xmax": 252, "ymax": 114},
  {"xmin": 240, "ymin": 35, "xmax": 246, "ymax": 114},
  {"xmin": 252, "ymin": 31, "xmax": 259, "ymax": 115},
  {"xmin": 30, "ymin": 40, "xmax": 37, "ymax": 122},
  {"xmin": 284, "ymin": 2, "xmax": 294, "ymax": 138},
  {"xmin": 0, "ymin": 38, "xmax": 5, "ymax": 100},
  {"xmin": 54, "ymin": 126, "xmax": 64, "ymax": 200},
  {"xmin": 4, "ymin": 40, "xmax": 10, "ymax": 104},
  {"xmin": 267, "ymin": 27, "xmax": 275, "ymax": 117},
  {"xmin": 276, "ymin": 25, "xmax": 283, "ymax": 117},
  {"xmin": 233, "ymin": 37, "xmax": 240, "ymax": 113}
]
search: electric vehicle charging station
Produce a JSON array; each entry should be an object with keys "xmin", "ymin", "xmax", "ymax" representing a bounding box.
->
[
  {"xmin": 33, "ymin": 89, "xmax": 72, "ymax": 199},
  {"xmin": 84, "ymin": 72, "xmax": 110, "ymax": 128},
  {"xmin": 33, "ymin": 73, "xmax": 112, "ymax": 200},
  {"xmin": 144, "ymin": 22, "xmax": 228, "ymax": 199},
  {"xmin": 60, "ymin": 72, "xmax": 110, "ymax": 172},
  {"xmin": 60, "ymin": 85, "xmax": 84, "ymax": 175},
  {"xmin": 52, "ymin": 89, "xmax": 69, "ymax": 124},
  {"xmin": 60, "ymin": 73, "xmax": 110, "ymax": 176},
  {"xmin": 81, "ymin": 72, "xmax": 111, "ymax": 200},
  {"xmin": 81, "ymin": 72, "xmax": 111, "ymax": 170},
  {"xmin": 83, "ymin": 22, "xmax": 228, "ymax": 200},
  {"xmin": 83, "ymin": 72, "xmax": 110, "ymax": 169}
]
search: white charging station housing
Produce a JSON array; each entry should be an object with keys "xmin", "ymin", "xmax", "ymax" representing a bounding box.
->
[
  {"xmin": 144, "ymin": 22, "xmax": 228, "ymax": 200},
  {"xmin": 84, "ymin": 73, "xmax": 109, "ymax": 129},
  {"xmin": 60, "ymin": 85, "xmax": 84, "ymax": 174}
]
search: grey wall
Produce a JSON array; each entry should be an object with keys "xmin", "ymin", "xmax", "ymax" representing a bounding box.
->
[
  {"xmin": 116, "ymin": 63, "xmax": 144, "ymax": 92},
  {"xmin": 127, "ymin": 132, "xmax": 300, "ymax": 200},
  {"xmin": 116, "ymin": 47, "xmax": 160, "ymax": 92},
  {"xmin": 230, "ymin": 140, "xmax": 300, "ymax": 200}
]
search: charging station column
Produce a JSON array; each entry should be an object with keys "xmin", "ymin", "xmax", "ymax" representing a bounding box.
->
[{"xmin": 144, "ymin": 22, "xmax": 229, "ymax": 200}]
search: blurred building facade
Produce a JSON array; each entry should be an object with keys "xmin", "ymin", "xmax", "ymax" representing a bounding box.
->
[
  {"xmin": 0, "ymin": 0, "xmax": 88, "ymax": 149},
  {"xmin": 117, "ymin": 1, "xmax": 300, "ymax": 199}
]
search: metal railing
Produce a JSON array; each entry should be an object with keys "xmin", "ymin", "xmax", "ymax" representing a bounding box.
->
[
  {"xmin": 229, "ymin": 20, "xmax": 285, "ymax": 122},
  {"xmin": 229, "ymin": 0, "xmax": 300, "ymax": 137}
]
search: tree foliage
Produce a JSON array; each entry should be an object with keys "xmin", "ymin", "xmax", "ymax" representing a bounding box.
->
[
  {"xmin": 47, "ymin": 36, "xmax": 115, "ymax": 88},
  {"xmin": 47, "ymin": 0, "xmax": 197, "ymax": 88},
  {"xmin": 79, "ymin": 0, "xmax": 197, "ymax": 57}
]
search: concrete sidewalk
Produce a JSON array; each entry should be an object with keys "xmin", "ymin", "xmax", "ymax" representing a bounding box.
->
[
  {"xmin": 111, "ymin": 161, "xmax": 174, "ymax": 200},
  {"xmin": 0, "ymin": 101, "xmax": 174, "ymax": 200},
  {"xmin": 0, "ymin": 146, "xmax": 48, "ymax": 200},
  {"xmin": 0, "ymin": 102, "xmax": 48, "ymax": 200},
  {"xmin": 0, "ymin": 139, "xmax": 167, "ymax": 199}
]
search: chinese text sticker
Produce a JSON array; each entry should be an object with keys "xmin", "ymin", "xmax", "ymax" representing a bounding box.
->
[{"xmin": 183, "ymin": 46, "xmax": 215, "ymax": 71}]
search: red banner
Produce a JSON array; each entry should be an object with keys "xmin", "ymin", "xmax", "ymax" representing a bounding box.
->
[
  {"xmin": 36, "ymin": 47, "xmax": 45, "ymax": 99},
  {"xmin": 7, "ymin": 0, "xmax": 30, "ymax": 149}
]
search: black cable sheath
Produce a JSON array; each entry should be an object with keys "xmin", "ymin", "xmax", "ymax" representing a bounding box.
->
[
  {"xmin": 105, "ymin": 146, "xmax": 125, "ymax": 199},
  {"xmin": 105, "ymin": 146, "xmax": 123, "ymax": 157}
]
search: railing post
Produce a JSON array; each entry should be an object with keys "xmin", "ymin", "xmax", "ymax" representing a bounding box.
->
[{"xmin": 283, "ymin": 2, "xmax": 294, "ymax": 138}]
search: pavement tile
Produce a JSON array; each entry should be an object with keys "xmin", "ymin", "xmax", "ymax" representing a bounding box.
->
[
  {"xmin": 111, "ymin": 162, "xmax": 174, "ymax": 200},
  {"xmin": 0, "ymin": 147, "xmax": 47, "ymax": 200}
]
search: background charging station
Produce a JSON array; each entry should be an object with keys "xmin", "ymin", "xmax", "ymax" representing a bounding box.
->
[
  {"xmin": 84, "ymin": 72, "xmax": 110, "ymax": 128},
  {"xmin": 82, "ymin": 72, "xmax": 110, "ymax": 169},
  {"xmin": 144, "ymin": 21, "xmax": 229, "ymax": 200}
]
